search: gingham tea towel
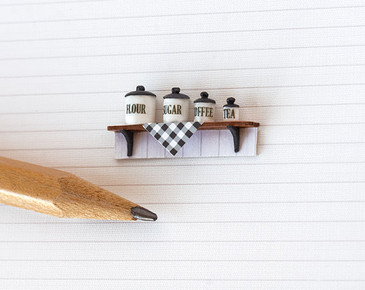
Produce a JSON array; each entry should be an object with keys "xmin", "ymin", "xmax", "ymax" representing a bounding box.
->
[{"xmin": 143, "ymin": 122, "xmax": 203, "ymax": 156}]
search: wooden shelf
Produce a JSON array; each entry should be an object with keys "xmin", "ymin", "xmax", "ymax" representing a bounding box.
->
[
  {"xmin": 107, "ymin": 121, "xmax": 259, "ymax": 132},
  {"xmin": 107, "ymin": 121, "xmax": 259, "ymax": 157}
]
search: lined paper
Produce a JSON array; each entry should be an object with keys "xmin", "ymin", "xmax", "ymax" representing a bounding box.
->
[{"xmin": 0, "ymin": 0, "xmax": 364, "ymax": 289}]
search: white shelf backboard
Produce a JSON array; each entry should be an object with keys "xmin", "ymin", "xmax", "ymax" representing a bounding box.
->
[{"xmin": 115, "ymin": 127, "xmax": 258, "ymax": 159}]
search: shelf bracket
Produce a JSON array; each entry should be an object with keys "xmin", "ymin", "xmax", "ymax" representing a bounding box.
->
[
  {"xmin": 226, "ymin": 125, "xmax": 240, "ymax": 153},
  {"xmin": 119, "ymin": 129, "xmax": 134, "ymax": 157}
]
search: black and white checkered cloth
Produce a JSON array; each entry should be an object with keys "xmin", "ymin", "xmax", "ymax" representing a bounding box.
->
[{"xmin": 143, "ymin": 122, "xmax": 203, "ymax": 156}]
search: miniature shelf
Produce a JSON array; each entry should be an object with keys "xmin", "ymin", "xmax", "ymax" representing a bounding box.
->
[
  {"xmin": 108, "ymin": 121, "xmax": 259, "ymax": 158},
  {"xmin": 108, "ymin": 121, "xmax": 259, "ymax": 132}
]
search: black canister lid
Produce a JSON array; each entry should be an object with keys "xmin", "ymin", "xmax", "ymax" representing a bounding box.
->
[
  {"xmin": 125, "ymin": 85, "xmax": 156, "ymax": 97},
  {"xmin": 193, "ymin": 91, "xmax": 216, "ymax": 104},
  {"xmin": 163, "ymin": 87, "xmax": 190, "ymax": 99},
  {"xmin": 223, "ymin": 97, "xmax": 239, "ymax": 108}
]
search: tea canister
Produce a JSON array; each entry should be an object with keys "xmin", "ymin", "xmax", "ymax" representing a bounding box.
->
[
  {"xmin": 194, "ymin": 91, "xmax": 216, "ymax": 122},
  {"xmin": 124, "ymin": 85, "xmax": 156, "ymax": 125},
  {"xmin": 223, "ymin": 97, "xmax": 240, "ymax": 121},
  {"xmin": 163, "ymin": 87, "xmax": 190, "ymax": 122}
]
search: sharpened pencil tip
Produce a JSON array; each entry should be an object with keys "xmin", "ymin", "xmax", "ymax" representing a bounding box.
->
[{"xmin": 131, "ymin": 206, "xmax": 158, "ymax": 221}]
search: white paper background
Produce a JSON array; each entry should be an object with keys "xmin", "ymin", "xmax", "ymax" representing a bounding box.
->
[{"xmin": 0, "ymin": 0, "xmax": 364, "ymax": 289}]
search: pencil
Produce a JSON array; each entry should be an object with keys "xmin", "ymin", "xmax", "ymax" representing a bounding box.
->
[{"xmin": 0, "ymin": 156, "xmax": 157, "ymax": 221}]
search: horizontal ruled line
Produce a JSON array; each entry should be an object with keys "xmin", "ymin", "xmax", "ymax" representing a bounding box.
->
[
  {"xmin": 101, "ymin": 180, "xmax": 365, "ymax": 186},
  {"xmin": 97, "ymin": 181, "xmax": 365, "ymax": 187},
  {"xmin": 134, "ymin": 201, "xmax": 365, "ymax": 205},
  {"xmin": 1, "ymin": 102, "xmax": 365, "ymax": 116},
  {"xmin": 0, "ymin": 220, "xmax": 364, "ymax": 225},
  {"xmin": 0, "ymin": 63, "xmax": 363, "ymax": 79},
  {"xmin": 0, "ymin": 0, "xmax": 111, "ymax": 7},
  {"xmin": 1, "ymin": 44, "xmax": 364, "ymax": 61},
  {"xmin": 50, "ymin": 161, "xmax": 365, "ymax": 170},
  {"xmin": 1, "ymin": 122, "xmax": 365, "ymax": 134},
  {"xmin": 0, "ymin": 180, "xmax": 362, "ymax": 188},
  {"xmin": 1, "ymin": 240, "xmax": 365, "ymax": 243},
  {"xmin": 0, "ymin": 82, "xmax": 364, "ymax": 98},
  {"xmin": 0, "ymin": 5, "xmax": 363, "ymax": 24},
  {"xmin": 0, "ymin": 259, "xmax": 364, "ymax": 262},
  {"xmin": 0, "ymin": 146, "xmax": 114, "ymax": 151},
  {"xmin": 0, "ymin": 24, "xmax": 364, "ymax": 43},
  {"xmin": 1, "ymin": 201, "xmax": 364, "ymax": 207},
  {"xmin": 0, "ymin": 278, "xmax": 364, "ymax": 281},
  {"xmin": 1, "ymin": 142, "xmax": 364, "ymax": 152}
]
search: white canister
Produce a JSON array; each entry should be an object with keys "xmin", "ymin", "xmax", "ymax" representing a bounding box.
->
[
  {"xmin": 194, "ymin": 91, "xmax": 216, "ymax": 122},
  {"xmin": 223, "ymin": 97, "xmax": 240, "ymax": 121},
  {"xmin": 163, "ymin": 87, "xmax": 190, "ymax": 122},
  {"xmin": 124, "ymin": 85, "xmax": 156, "ymax": 125}
]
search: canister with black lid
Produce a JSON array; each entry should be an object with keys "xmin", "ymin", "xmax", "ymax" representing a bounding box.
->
[
  {"xmin": 223, "ymin": 97, "xmax": 240, "ymax": 121},
  {"xmin": 194, "ymin": 91, "xmax": 216, "ymax": 122},
  {"xmin": 163, "ymin": 87, "xmax": 190, "ymax": 122},
  {"xmin": 124, "ymin": 85, "xmax": 156, "ymax": 125}
]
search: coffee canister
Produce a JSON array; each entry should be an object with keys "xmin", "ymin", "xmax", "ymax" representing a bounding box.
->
[
  {"xmin": 163, "ymin": 87, "xmax": 190, "ymax": 122},
  {"xmin": 194, "ymin": 91, "xmax": 216, "ymax": 122},
  {"xmin": 124, "ymin": 85, "xmax": 156, "ymax": 125},
  {"xmin": 223, "ymin": 97, "xmax": 240, "ymax": 121}
]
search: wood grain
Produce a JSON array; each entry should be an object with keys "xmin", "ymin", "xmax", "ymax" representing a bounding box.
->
[{"xmin": 107, "ymin": 121, "xmax": 260, "ymax": 132}]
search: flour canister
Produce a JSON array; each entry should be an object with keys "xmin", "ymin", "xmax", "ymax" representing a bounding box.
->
[
  {"xmin": 163, "ymin": 87, "xmax": 190, "ymax": 122},
  {"xmin": 194, "ymin": 91, "xmax": 216, "ymax": 122},
  {"xmin": 124, "ymin": 85, "xmax": 156, "ymax": 125},
  {"xmin": 223, "ymin": 97, "xmax": 240, "ymax": 121}
]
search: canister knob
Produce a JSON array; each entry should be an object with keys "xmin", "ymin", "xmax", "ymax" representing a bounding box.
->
[
  {"xmin": 200, "ymin": 91, "xmax": 209, "ymax": 98},
  {"xmin": 172, "ymin": 87, "xmax": 180, "ymax": 94},
  {"xmin": 227, "ymin": 97, "xmax": 235, "ymax": 105}
]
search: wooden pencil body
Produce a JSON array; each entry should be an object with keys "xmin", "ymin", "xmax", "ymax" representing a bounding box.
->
[{"xmin": 0, "ymin": 157, "xmax": 138, "ymax": 220}]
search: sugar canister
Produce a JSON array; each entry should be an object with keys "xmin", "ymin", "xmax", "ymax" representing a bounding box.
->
[
  {"xmin": 194, "ymin": 91, "xmax": 216, "ymax": 122},
  {"xmin": 124, "ymin": 85, "xmax": 156, "ymax": 125},
  {"xmin": 163, "ymin": 87, "xmax": 190, "ymax": 122},
  {"xmin": 223, "ymin": 97, "xmax": 240, "ymax": 121}
]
